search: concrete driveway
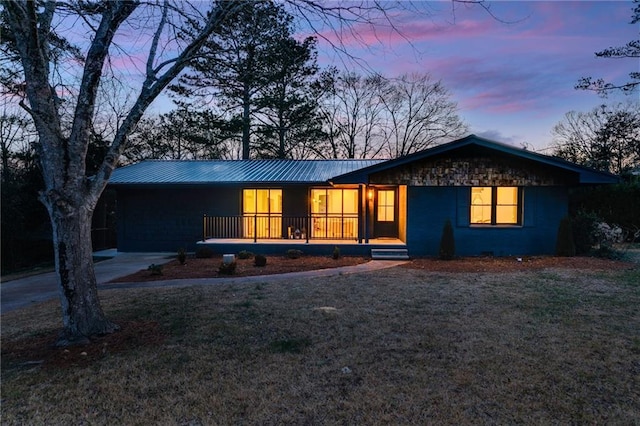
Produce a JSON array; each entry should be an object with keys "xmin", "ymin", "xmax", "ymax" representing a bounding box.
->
[{"xmin": 1, "ymin": 251, "xmax": 171, "ymax": 313}]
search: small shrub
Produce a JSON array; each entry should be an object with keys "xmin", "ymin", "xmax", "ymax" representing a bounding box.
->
[
  {"xmin": 195, "ymin": 246, "xmax": 214, "ymax": 259},
  {"xmin": 237, "ymin": 250, "xmax": 254, "ymax": 260},
  {"xmin": 254, "ymin": 254, "xmax": 267, "ymax": 267},
  {"xmin": 177, "ymin": 248, "xmax": 186, "ymax": 265},
  {"xmin": 591, "ymin": 245, "xmax": 625, "ymax": 260},
  {"xmin": 218, "ymin": 261, "xmax": 237, "ymax": 275},
  {"xmin": 594, "ymin": 222, "xmax": 624, "ymax": 247},
  {"xmin": 147, "ymin": 264, "xmax": 163, "ymax": 275},
  {"xmin": 332, "ymin": 246, "xmax": 341, "ymax": 260},
  {"xmin": 287, "ymin": 249, "xmax": 303, "ymax": 259},
  {"xmin": 571, "ymin": 210, "xmax": 599, "ymax": 255},
  {"xmin": 556, "ymin": 216, "xmax": 576, "ymax": 257},
  {"xmin": 438, "ymin": 218, "xmax": 455, "ymax": 260}
]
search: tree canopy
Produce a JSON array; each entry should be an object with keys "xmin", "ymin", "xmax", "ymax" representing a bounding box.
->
[
  {"xmin": 551, "ymin": 102, "xmax": 640, "ymax": 175},
  {"xmin": 575, "ymin": 0, "xmax": 639, "ymax": 96}
]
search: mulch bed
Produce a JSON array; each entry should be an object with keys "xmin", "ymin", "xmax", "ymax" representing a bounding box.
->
[
  {"xmin": 1, "ymin": 320, "xmax": 165, "ymax": 370},
  {"xmin": 109, "ymin": 254, "xmax": 637, "ymax": 284},
  {"xmin": 109, "ymin": 255, "xmax": 369, "ymax": 283}
]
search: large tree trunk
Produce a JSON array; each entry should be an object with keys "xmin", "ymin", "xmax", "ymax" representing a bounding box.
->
[
  {"xmin": 45, "ymin": 195, "xmax": 118, "ymax": 346},
  {"xmin": 242, "ymin": 84, "xmax": 251, "ymax": 160},
  {"xmin": 5, "ymin": 0, "xmax": 243, "ymax": 347}
]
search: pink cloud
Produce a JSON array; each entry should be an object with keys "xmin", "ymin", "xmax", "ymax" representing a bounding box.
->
[{"xmin": 311, "ymin": 15, "xmax": 500, "ymax": 51}]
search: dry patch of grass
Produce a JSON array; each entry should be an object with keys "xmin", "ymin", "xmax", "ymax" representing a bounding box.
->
[
  {"xmin": 402, "ymin": 255, "xmax": 636, "ymax": 273},
  {"xmin": 2, "ymin": 265, "xmax": 639, "ymax": 424}
]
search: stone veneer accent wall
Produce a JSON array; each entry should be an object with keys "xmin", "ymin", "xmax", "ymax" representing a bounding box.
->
[{"xmin": 370, "ymin": 156, "xmax": 572, "ymax": 186}]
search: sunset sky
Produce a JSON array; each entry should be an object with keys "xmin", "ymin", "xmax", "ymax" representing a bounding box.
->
[
  {"xmin": 307, "ymin": 0, "xmax": 638, "ymax": 152},
  {"xmin": 100, "ymin": 1, "xmax": 639, "ymax": 154}
]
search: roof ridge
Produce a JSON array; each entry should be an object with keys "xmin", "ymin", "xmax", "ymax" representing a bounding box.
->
[{"xmin": 139, "ymin": 158, "xmax": 384, "ymax": 163}]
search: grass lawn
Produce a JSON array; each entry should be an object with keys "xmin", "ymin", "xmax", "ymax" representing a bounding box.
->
[{"xmin": 2, "ymin": 264, "xmax": 639, "ymax": 424}]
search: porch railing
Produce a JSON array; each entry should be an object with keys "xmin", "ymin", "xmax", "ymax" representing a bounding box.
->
[{"xmin": 203, "ymin": 214, "xmax": 358, "ymax": 243}]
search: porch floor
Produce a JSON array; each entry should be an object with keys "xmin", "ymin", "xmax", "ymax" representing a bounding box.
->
[
  {"xmin": 197, "ymin": 237, "xmax": 406, "ymax": 257},
  {"xmin": 200, "ymin": 238, "xmax": 404, "ymax": 245}
]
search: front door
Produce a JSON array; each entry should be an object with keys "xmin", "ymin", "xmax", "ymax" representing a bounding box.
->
[{"xmin": 373, "ymin": 188, "xmax": 398, "ymax": 238}]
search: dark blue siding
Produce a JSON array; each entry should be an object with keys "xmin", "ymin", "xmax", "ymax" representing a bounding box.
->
[
  {"xmin": 406, "ymin": 186, "xmax": 568, "ymax": 256},
  {"xmin": 116, "ymin": 185, "xmax": 316, "ymax": 252},
  {"xmin": 116, "ymin": 186, "xmax": 239, "ymax": 252},
  {"xmin": 282, "ymin": 186, "xmax": 309, "ymax": 216},
  {"xmin": 116, "ymin": 184, "xmax": 570, "ymax": 256}
]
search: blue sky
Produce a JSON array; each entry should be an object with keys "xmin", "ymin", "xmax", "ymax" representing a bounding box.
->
[{"xmin": 310, "ymin": 1, "xmax": 638, "ymax": 152}]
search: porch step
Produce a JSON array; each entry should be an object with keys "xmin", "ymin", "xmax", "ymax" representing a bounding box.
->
[{"xmin": 371, "ymin": 248, "xmax": 409, "ymax": 260}]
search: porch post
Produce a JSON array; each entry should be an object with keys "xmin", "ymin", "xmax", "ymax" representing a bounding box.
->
[
  {"xmin": 358, "ymin": 185, "xmax": 364, "ymax": 244},
  {"xmin": 365, "ymin": 186, "xmax": 370, "ymax": 244},
  {"xmin": 202, "ymin": 214, "xmax": 207, "ymax": 242},
  {"xmin": 305, "ymin": 215, "xmax": 309, "ymax": 243},
  {"xmin": 253, "ymin": 214, "xmax": 257, "ymax": 243},
  {"xmin": 306, "ymin": 188, "xmax": 310, "ymax": 243}
]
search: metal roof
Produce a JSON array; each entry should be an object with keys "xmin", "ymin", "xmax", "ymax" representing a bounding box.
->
[{"xmin": 108, "ymin": 159, "xmax": 383, "ymax": 185}]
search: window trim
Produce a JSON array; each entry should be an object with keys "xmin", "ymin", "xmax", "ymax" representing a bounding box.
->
[{"xmin": 470, "ymin": 186, "xmax": 522, "ymax": 226}]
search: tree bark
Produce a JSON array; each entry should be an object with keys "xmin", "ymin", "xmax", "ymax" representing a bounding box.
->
[
  {"xmin": 43, "ymin": 192, "xmax": 118, "ymax": 346},
  {"xmin": 5, "ymin": 1, "xmax": 241, "ymax": 346},
  {"xmin": 242, "ymin": 87, "xmax": 251, "ymax": 160}
]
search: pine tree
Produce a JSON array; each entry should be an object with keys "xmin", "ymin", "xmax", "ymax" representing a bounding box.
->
[
  {"xmin": 253, "ymin": 37, "xmax": 327, "ymax": 159},
  {"xmin": 174, "ymin": 2, "xmax": 308, "ymax": 159}
]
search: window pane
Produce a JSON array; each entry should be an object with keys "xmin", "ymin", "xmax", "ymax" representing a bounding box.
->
[
  {"xmin": 243, "ymin": 189, "xmax": 255, "ymax": 214},
  {"xmin": 496, "ymin": 187, "xmax": 517, "ymax": 224},
  {"xmin": 377, "ymin": 190, "xmax": 394, "ymax": 222},
  {"xmin": 270, "ymin": 189, "xmax": 282, "ymax": 213},
  {"xmin": 344, "ymin": 216, "xmax": 357, "ymax": 238},
  {"xmin": 311, "ymin": 189, "xmax": 324, "ymax": 214},
  {"xmin": 327, "ymin": 189, "xmax": 342, "ymax": 214},
  {"xmin": 471, "ymin": 187, "xmax": 491, "ymax": 224},
  {"xmin": 496, "ymin": 206, "xmax": 518, "ymax": 224},
  {"xmin": 497, "ymin": 187, "xmax": 517, "ymax": 205},
  {"xmin": 312, "ymin": 217, "xmax": 326, "ymax": 238},
  {"xmin": 255, "ymin": 189, "xmax": 269, "ymax": 213},
  {"xmin": 343, "ymin": 189, "xmax": 358, "ymax": 214}
]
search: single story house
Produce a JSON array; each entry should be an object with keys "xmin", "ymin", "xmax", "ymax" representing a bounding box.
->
[{"xmin": 107, "ymin": 135, "xmax": 618, "ymax": 257}]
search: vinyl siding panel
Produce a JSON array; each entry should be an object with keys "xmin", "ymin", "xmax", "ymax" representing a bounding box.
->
[{"xmin": 405, "ymin": 186, "xmax": 568, "ymax": 256}]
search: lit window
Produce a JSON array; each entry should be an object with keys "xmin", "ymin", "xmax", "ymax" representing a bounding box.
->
[
  {"xmin": 471, "ymin": 187, "xmax": 492, "ymax": 224},
  {"xmin": 496, "ymin": 187, "xmax": 518, "ymax": 224},
  {"xmin": 471, "ymin": 187, "xmax": 520, "ymax": 225},
  {"xmin": 311, "ymin": 188, "xmax": 358, "ymax": 239},
  {"xmin": 243, "ymin": 189, "xmax": 282, "ymax": 238},
  {"xmin": 377, "ymin": 190, "xmax": 395, "ymax": 222}
]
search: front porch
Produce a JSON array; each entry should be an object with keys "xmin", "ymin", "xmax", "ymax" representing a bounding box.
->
[{"xmin": 200, "ymin": 184, "xmax": 408, "ymax": 257}]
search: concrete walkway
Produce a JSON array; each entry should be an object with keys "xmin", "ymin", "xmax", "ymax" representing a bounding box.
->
[
  {"xmin": 1, "ymin": 251, "xmax": 407, "ymax": 313},
  {"xmin": 1, "ymin": 251, "xmax": 172, "ymax": 313}
]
